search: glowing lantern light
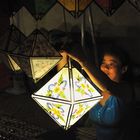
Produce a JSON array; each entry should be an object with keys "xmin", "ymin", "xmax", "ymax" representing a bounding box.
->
[
  {"xmin": 58, "ymin": 0, "xmax": 94, "ymax": 18},
  {"xmin": 32, "ymin": 61, "xmax": 102, "ymax": 130},
  {"xmin": 9, "ymin": 29, "xmax": 62, "ymax": 83}
]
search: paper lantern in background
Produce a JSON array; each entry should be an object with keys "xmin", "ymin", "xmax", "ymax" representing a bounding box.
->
[
  {"xmin": 128, "ymin": 0, "xmax": 140, "ymax": 12},
  {"xmin": 8, "ymin": 29, "xmax": 62, "ymax": 83},
  {"xmin": 0, "ymin": 24, "xmax": 26, "ymax": 71},
  {"xmin": 94, "ymin": 0, "xmax": 125, "ymax": 16},
  {"xmin": 32, "ymin": 60, "xmax": 102, "ymax": 130},
  {"xmin": 23, "ymin": 0, "xmax": 57, "ymax": 20},
  {"xmin": 58, "ymin": 0, "xmax": 94, "ymax": 18}
]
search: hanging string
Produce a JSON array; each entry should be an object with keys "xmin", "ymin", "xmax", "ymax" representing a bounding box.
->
[
  {"xmin": 62, "ymin": 6, "xmax": 75, "ymax": 129},
  {"xmin": 63, "ymin": 6, "xmax": 72, "ymax": 69},
  {"xmin": 63, "ymin": 7, "xmax": 68, "ymax": 34},
  {"xmin": 81, "ymin": 12, "xmax": 85, "ymax": 51},
  {"xmin": 88, "ymin": 5, "xmax": 99, "ymax": 67},
  {"xmin": 80, "ymin": 12, "xmax": 87, "ymax": 73}
]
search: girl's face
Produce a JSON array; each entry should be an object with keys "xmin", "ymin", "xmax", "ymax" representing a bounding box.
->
[{"xmin": 100, "ymin": 54, "xmax": 124, "ymax": 83}]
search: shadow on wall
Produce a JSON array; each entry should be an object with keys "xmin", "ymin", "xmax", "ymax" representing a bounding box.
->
[{"xmin": 94, "ymin": 20, "xmax": 140, "ymax": 38}]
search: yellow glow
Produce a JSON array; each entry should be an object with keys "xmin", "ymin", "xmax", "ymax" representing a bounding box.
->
[
  {"xmin": 32, "ymin": 65, "xmax": 103, "ymax": 130},
  {"xmin": 58, "ymin": 0, "xmax": 93, "ymax": 11},
  {"xmin": 31, "ymin": 58, "xmax": 60, "ymax": 82},
  {"xmin": 8, "ymin": 55, "xmax": 21, "ymax": 71}
]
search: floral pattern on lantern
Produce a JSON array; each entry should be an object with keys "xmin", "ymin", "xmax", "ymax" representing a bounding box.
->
[{"xmin": 32, "ymin": 64, "xmax": 102, "ymax": 130}]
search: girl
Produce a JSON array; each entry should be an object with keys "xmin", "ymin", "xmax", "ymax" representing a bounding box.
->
[{"xmin": 60, "ymin": 39, "xmax": 135, "ymax": 140}]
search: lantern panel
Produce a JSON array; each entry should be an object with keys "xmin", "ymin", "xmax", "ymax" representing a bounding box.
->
[
  {"xmin": 12, "ymin": 6, "xmax": 37, "ymax": 36},
  {"xmin": 16, "ymin": 29, "xmax": 61, "ymax": 57},
  {"xmin": 94, "ymin": 0, "xmax": 125, "ymax": 16},
  {"xmin": 33, "ymin": 67, "xmax": 71, "ymax": 101},
  {"xmin": 8, "ymin": 55, "xmax": 21, "ymax": 71},
  {"xmin": 10, "ymin": 55, "xmax": 32, "ymax": 77},
  {"xmin": 128, "ymin": 0, "xmax": 140, "ymax": 12},
  {"xmin": 33, "ymin": 66, "xmax": 101, "ymax": 101},
  {"xmin": 31, "ymin": 58, "xmax": 61, "ymax": 82},
  {"xmin": 0, "ymin": 25, "xmax": 26, "ymax": 72},
  {"xmin": 73, "ymin": 68, "xmax": 101, "ymax": 101},
  {"xmin": 70, "ymin": 99, "xmax": 101, "ymax": 126},
  {"xmin": 0, "ymin": 25, "xmax": 26, "ymax": 52},
  {"xmin": 23, "ymin": 0, "xmax": 57, "ymax": 20},
  {"xmin": 58, "ymin": 0, "xmax": 93, "ymax": 18},
  {"xmin": 0, "ymin": 52, "xmax": 20, "ymax": 71},
  {"xmin": 32, "ymin": 97, "xmax": 70, "ymax": 127},
  {"xmin": 32, "ymin": 92, "xmax": 102, "ymax": 130}
]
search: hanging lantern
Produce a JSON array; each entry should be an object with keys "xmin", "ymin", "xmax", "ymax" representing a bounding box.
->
[
  {"xmin": 9, "ymin": 29, "xmax": 62, "ymax": 83},
  {"xmin": 58, "ymin": 0, "xmax": 93, "ymax": 18},
  {"xmin": 0, "ymin": 24, "xmax": 26, "ymax": 72},
  {"xmin": 32, "ymin": 60, "xmax": 102, "ymax": 130},
  {"xmin": 94, "ymin": 0, "xmax": 125, "ymax": 16},
  {"xmin": 23, "ymin": 0, "xmax": 57, "ymax": 20},
  {"xmin": 128, "ymin": 0, "xmax": 140, "ymax": 12}
]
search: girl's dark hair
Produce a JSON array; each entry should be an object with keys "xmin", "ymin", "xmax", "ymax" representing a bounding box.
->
[
  {"xmin": 99, "ymin": 44, "xmax": 132, "ymax": 81},
  {"xmin": 99, "ymin": 45, "xmax": 129, "ymax": 67}
]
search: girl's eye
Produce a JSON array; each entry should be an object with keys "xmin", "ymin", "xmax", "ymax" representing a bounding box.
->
[{"xmin": 101, "ymin": 63, "xmax": 118, "ymax": 69}]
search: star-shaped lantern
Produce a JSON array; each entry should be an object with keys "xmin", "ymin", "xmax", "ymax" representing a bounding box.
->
[
  {"xmin": 94, "ymin": 0, "xmax": 125, "ymax": 16},
  {"xmin": 32, "ymin": 59, "xmax": 102, "ymax": 130},
  {"xmin": 8, "ymin": 29, "xmax": 62, "ymax": 83},
  {"xmin": 58, "ymin": 0, "xmax": 94, "ymax": 18}
]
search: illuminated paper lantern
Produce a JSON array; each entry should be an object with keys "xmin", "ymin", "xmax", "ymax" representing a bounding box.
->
[
  {"xmin": 94, "ymin": 0, "xmax": 124, "ymax": 16},
  {"xmin": 9, "ymin": 29, "xmax": 62, "ymax": 83},
  {"xmin": 128, "ymin": 0, "xmax": 140, "ymax": 12},
  {"xmin": 58, "ymin": 0, "xmax": 93, "ymax": 18},
  {"xmin": 0, "ymin": 25, "xmax": 26, "ymax": 71},
  {"xmin": 23, "ymin": 0, "xmax": 57, "ymax": 20},
  {"xmin": 32, "ymin": 63, "xmax": 102, "ymax": 130}
]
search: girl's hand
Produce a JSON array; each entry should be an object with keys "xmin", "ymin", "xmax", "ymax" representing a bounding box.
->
[{"xmin": 60, "ymin": 41, "xmax": 87, "ymax": 66}]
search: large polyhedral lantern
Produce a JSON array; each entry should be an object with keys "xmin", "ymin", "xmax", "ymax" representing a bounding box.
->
[
  {"xmin": 8, "ymin": 29, "xmax": 62, "ymax": 83},
  {"xmin": 58, "ymin": 0, "xmax": 94, "ymax": 18},
  {"xmin": 32, "ymin": 59, "xmax": 102, "ymax": 130},
  {"xmin": 94, "ymin": 0, "xmax": 125, "ymax": 16}
]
